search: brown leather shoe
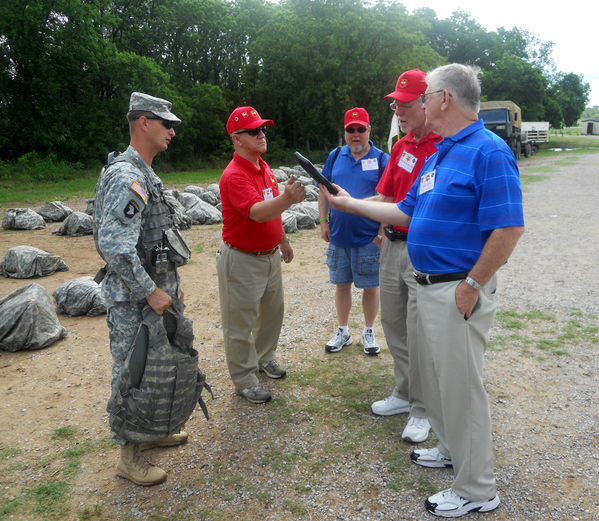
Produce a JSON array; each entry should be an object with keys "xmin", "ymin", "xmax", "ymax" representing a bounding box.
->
[
  {"xmin": 116, "ymin": 445, "xmax": 167, "ymax": 486},
  {"xmin": 138, "ymin": 431, "xmax": 188, "ymax": 451}
]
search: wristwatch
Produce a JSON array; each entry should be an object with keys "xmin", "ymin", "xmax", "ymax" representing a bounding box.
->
[
  {"xmin": 465, "ymin": 276, "xmax": 483, "ymax": 290},
  {"xmin": 376, "ymin": 235, "xmax": 383, "ymax": 241}
]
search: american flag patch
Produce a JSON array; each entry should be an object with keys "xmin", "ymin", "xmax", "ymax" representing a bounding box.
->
[{"xmin": 130, "ymin": 181, "xmax": 147, "ymax": 202}]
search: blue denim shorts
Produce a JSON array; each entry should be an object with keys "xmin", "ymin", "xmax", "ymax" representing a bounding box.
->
[{"xmin": 326, "ymin": 241, "xmax": 380, "ymax": 289}]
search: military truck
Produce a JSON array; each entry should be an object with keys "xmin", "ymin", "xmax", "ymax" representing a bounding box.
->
[
  {"xmin": 478, "ymin": 101, "xmax": 523, "ymax": 158},
  {"xmin": 478, "ymin": 101, "xmax": 549, "ymax": 159}
]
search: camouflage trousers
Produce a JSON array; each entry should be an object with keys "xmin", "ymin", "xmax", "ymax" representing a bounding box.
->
[{"xmin": 106, "ymin": 301, "xmax": 144, "ymax": 446}]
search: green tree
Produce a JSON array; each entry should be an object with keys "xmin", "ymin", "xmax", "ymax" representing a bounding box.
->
[{"xmin": 548, "ymin": 73, "xmax": 591, "ymax": 127}]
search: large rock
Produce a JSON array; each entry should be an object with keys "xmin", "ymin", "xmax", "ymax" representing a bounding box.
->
[
  {"xmin": 52, "ymin": 276, "xmax": 106, "ymax": 317},
  {"xmin": 36, "ymin": 201, "xmax": 73, "ymax": 222},
  {"xmin": 186, "ymin": 200, "xmax": 223, "ymax": 225},
  {"xmin": 0, "ymin": 283, "xmax": 67, "ymax": 352},
  {"xmin": 2, "ymin": 208, "xmax": 46, "ymax": 230},
  {"xmin": 164, "ymin": 194, "xmax": 193, "ymax": 230},
  {"xmin": 0, "ymin": 245, "xmax": 69, "ymax": 278},
  {"xmin": 52, "ymin": 211, "xmax": 93, "ymax": 237},
  {"xmin": 288, "ymin": 201, "xmax": 319, "ymax": 229},
  {"xmin": 282, "ymin": 212, "xmax": 298, "ymax": 234}
]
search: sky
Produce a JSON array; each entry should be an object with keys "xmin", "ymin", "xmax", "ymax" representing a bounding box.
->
[{"xmin": 399, "ymin": 0, "xmax": 599, "ymax": 108}]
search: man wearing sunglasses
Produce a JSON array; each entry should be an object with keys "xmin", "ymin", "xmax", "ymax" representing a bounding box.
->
[
  {"xmin": 94, "ymin": 92, "xmax": 189, "ymax": 486},
  {"xmin": 322, "ymin": 64, "xmax": 524, "ymax": 518},
  {"xmin": 369, "ymin": 70, "xmax": 441, "ymax": 445},
  {"xmin": 217, "ymin": 106, "xmax": 306, "ymax": 404},
  {"xmin": 318, "ymin": 107, "xmax": 390, "ymax": 356}
]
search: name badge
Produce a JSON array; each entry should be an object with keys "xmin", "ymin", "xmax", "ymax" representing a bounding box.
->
[
  {"xmin": 420, "ymin": 170, "xmax": 436, "ymax": 194},
  {"xmin": 263, "ymin": 187, "xmax": 274, "ymax": 200},
  {"xmin": 361, "ymin": 158, "xmax": 378, "ymax": 171},
  {"xmin": 398, "ymin": 151, "xmax": 417, "ymax": 173}
]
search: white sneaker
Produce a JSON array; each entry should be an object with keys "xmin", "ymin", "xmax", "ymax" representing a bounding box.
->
[
  {"xmin": 425, "ymin": 488, "xmax": 500, "ymax": 517},
  {"xmin": 402, "ymin": 417, "xmax": 431, "ymax": 443},
  {"xmin": 371, "ymin": 395, "xmax": 410, "ymax": 416},
  {"xmin": 362, "ymin": 328, "xmax": 380, "ymax": 355},
  {"xmin": 325, "ymin": 328, "xmax": 352, "ymax": 353},
  {"xmin": 410, "ymin": 448, "xmax": 453, "ymax": 468}
]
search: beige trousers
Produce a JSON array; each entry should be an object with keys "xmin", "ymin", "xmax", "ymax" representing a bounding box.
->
[
  {"xmin": 417, "ymin": 274, "xmax": 498, "ymax": 501},
  {"xmin": 379, "ymin": 239, "xmax": 426, "ymax": 418},
  {"xmin": 216, "ymin": 241, "xmax": 284, "ymax": 390}
]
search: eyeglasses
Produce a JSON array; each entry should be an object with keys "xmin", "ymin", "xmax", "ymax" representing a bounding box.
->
[
  {"xmin": 420, "ymin": 90, "xmax": 452, "ymax": 106},
  {"xmin": 345, "ymin": 126, "xmax": 369, "ymax": 134},
  {"xmin": 390, "ymin": 101, "xmax": 417, "ymax": 111},
  {"xmin": 235, "ymin": 126, "xmax": 267, "ymax": 136},
  {"xmin": 145, "ymin": 116, "xmax": 175, "ymax": 130}
]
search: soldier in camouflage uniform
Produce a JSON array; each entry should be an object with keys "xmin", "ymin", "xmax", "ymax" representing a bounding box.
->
[{"xmin": 94, "ymin": 92, "xmax": 187, "ymax": 486}]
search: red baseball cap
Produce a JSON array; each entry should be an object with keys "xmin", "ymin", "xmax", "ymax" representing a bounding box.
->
[
  {"xmin": 384, "ymin": 69, "xmax": 427, "ymax": 102},
  {"xmin": 226, "ymin": 106, "xmax": 274, "ymax": 134},
  {"xmin": 344, "ymin": 107, "xmax": 370, "ymax": 129}
]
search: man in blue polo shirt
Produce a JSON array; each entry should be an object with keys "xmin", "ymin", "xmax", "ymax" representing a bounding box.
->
[
  {"xmin": 321, "ymin": 64, "xmax": 524, "ymax": 518},
  {"xmin": 318, "ymin": 107, "xmax": 390, "ymax": 355}
]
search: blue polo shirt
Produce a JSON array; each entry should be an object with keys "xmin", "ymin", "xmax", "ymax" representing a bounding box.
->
[
  {"xmin": 399, "ymin": 119, "xmax": 524, "ymax": 274},
  {"xmin": 321, "ymin": 142, "xmax": 390, "ymax": 248}
]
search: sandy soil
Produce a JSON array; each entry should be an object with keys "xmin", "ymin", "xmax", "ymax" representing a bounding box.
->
[{"xmin": 1, "ymin": 148, "xmax": 598, "ymax": 520}]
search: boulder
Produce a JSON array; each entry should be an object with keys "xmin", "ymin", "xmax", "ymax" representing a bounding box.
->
[
  {"xmin": 2, "ymin": 208, "xmax": 46, "ymax": 230},
  {"xmin": 0, "ymin": 245, "xmax": 69, "ymax": 278},
  {"xmin": 0, "ymin": 283, "xmax": 67, "ymax": 352},
  {"xmin": 52, "ymin": 211, "xmax": 93, "ymax": 237},
  {"xmin": 36, "ymin": 201, "xmax": 73, "ymax": 222},
  {"xmin": 52, "ymin": 276, "xmax": 106, "ymax": 317}
]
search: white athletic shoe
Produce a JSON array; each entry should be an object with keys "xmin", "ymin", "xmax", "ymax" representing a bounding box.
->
[
  {"xmin": 371, "ymin": 395, "xmax": 410, "ymax": 416},
  {"xmin": 402, "ymin": 417, "xmax": 431, "ymax": 443},
  {"xmin": 425, "ymin": 488, "xmax": 500, "ymax": 517}
]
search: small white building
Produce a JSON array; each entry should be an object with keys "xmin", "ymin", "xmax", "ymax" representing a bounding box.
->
[{"xmin": 581, "ymin": 119, "xmax": 599, "ymax": 135}]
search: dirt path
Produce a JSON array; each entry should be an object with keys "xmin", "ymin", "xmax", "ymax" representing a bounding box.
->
[{"xmin": 1, "ymin": 149, "xmax": 598, "ymax": 520}]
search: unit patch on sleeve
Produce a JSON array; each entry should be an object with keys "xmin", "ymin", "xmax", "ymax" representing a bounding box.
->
[{"xmin": 124, "ymin": 200, "xmax": 140, "ymax": 218}]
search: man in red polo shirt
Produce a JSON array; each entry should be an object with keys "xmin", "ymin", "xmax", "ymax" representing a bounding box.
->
[
  {"xmin": 216, "ymin": 106, "xmax": 306, "ymax": 404},
  {"xmin": 370, "ymin": 70, "xmax": 441, "ymax": 443}
]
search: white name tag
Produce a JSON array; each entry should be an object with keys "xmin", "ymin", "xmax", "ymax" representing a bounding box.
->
[
  {"xmin": 398, "ymin": 151, "xmax": 417, "ymax": 173},
  {"xmin": 420, "ymin": 170, "xmax": 436, "ymax": 194},
  {"xmin": 263, "ymin": 187, "xmax": 274, "ymax": 200},
  {"xmin": 361, "ymin": 158, "xmax": 378, "ymax": 171}
]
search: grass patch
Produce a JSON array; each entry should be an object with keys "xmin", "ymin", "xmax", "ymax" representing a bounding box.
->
[
  {"xmin": 491, "ymin": 308, "xmax": 597, "ymax": 358},
  {"xmin": 0, "ymin": 166, "xmax": 223, "ymax": 207}
]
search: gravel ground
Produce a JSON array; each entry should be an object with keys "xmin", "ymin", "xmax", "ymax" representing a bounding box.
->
[{"xmin": 1, "ymin": 148, "xmax": 598, "ymax": 521}]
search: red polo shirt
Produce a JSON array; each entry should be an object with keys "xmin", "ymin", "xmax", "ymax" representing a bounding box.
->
[
  {"xmin": 376, "ymin": 131, "xmax": 441, "ymax": 233},
  {"xmin": 220, "ymin": 152, "xmax": 283, "ymax": 251}
]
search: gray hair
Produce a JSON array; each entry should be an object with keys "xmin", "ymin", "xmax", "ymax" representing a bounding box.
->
[{"xmin": 426, "ymin": 64, "xmax": 482, "ymax": 113}]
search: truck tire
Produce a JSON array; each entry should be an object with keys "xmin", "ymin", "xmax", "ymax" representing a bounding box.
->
[{"xmin": 524, "ymin": 143, "xmax": 532, "ymax": 158}]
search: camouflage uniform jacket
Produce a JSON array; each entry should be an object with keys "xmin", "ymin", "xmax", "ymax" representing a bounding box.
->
[{"xmin": 94, "ymin": 145, "xmax": 180, "ymax": 306}]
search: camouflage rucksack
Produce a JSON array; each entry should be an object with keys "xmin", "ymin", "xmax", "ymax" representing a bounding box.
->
[{"xmin": 107, "ymin": 298, "xmax": 212, "ymax": 444}]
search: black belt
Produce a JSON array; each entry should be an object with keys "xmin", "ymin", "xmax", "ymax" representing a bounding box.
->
[
  {"xmin": 224, "ymin": 241, "xmax": 279, "ymax": 256},
  {"xmin": 383, "ymin": 225, "xmax": 408, "ymax": 242},
  {"xmin": 414, "ymin": 271, "xmax": 469, "ymax": 286}
]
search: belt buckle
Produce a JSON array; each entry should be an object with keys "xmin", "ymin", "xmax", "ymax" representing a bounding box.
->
[{"xmin": 414, "ymin": 272, "xmax": 431, "ymax": 285}]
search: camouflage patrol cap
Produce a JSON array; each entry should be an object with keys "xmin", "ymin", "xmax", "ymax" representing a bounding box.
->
[{"xmin": 129, "ymin": 92, "xmax": 181, "ymax": 126}]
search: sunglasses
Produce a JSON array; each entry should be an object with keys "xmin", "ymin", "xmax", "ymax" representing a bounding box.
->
[
  {"xmin": 235, "ymin": 126, "xmax": 268, "ymax": 136},
  {"xmin": 145, "ymin": 116, "xmax": 175, "ymax": 130},
  {"xmin": 345, "ymin": 126, "xmax": 369, "ymax": 134}
]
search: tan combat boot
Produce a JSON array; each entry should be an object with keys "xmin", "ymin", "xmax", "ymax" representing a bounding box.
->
[
  {"xmin": 116, "ymin": 445, "xmax": 167, "ymax": 486},
  {"xmin": 139, "ymin": 431, "xmax": 188, "ymax": 452}
]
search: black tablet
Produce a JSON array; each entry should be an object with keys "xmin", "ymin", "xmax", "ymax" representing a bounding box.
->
[{"xmin": 294, "ymin": 151, "xmax": 338, "ymax": 195}]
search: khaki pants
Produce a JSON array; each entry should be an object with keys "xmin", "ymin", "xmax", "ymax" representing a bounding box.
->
[
  {"xmin": 417, "ymin": 274, "xmax": 498, "ymax": 501},
  {"xmin": 379, "ymin": 239, "xmax": 425, "ymax": 418},
  {"xmin": 216, "ymin": 241, "xmax": 284, "ymax": 390}
]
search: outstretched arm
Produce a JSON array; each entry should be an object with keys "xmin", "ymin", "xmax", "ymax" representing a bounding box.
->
[{"xmin": 321, "ymin": 184, "xmax": 411, "ymax": 227}]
